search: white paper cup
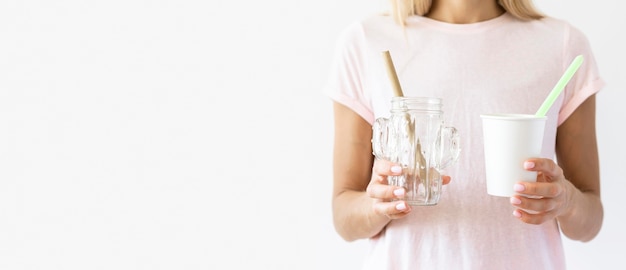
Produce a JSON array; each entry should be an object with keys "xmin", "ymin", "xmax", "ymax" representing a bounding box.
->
[{"xmin": 480, "ymin": 114, "xmax": 547, "ymax": 197}]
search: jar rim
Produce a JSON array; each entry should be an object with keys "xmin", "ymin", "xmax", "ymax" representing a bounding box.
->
[
  {"xmin": 390, "ymin": 96, "xmax": 443, "ymax": 113},
  {"xmin": 391, "ymin": 96, "xmax": 442, "ymax": 104}
]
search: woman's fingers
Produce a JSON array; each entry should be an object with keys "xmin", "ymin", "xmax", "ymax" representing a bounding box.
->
[
  {"xmin": 523, "ymin": 158, "xmax": 564, "ymax": 183},
  {"xmin": 372, "ymin": 200, "xmax": 411, "ymax": 219},
  {"xmin": 374, "ymin": 159, "xmax": 452, "ymax": 186},
  {"xmin": 511, "ymin": 158, "xmax": 571, "ymax": 225},
  {"xmin": 373, "ymin": 159, "xmax": 403, "ymax": 177},
  {"xmin": 442, "ymin": 175, "xmax": 451, "ymax": 185},
  {"xmin": 513, "ymin": 181, "xmax": 563, "ymax": 198},
  {"xmin": 369, "ymin": 159, "xmax": 411, "ymax": 219},
  {"xmin": 367, "ymin": 182, "xmax": 405, "ymax": 200},
  {"xmin": 511, "ymin": 195, "xmax": 557, "ymax": 213},
  {"xmin": 512, "ymin": 208, "xmax": 550, "ymax": 225},
  {"xmin": 369, "ymin": 159, "xmax": 452, "ymax": 219}
]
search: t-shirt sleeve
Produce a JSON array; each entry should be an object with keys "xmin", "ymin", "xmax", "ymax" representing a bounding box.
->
[
  {"xmin": 323, "ymin": 22, "xmax": 375, "ymax": 124},
  {"xmin": 557, "ymin": 23, "xmax": 606, "ymax": 125}
]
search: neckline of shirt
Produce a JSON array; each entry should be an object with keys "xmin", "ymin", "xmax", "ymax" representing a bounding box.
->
[{"xmin": 406, "ymin": 12, "xmax": 514, "ymax": 33}]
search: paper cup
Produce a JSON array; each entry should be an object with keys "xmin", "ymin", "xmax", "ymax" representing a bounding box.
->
[{"xmin": 480, "ymin": 114, "xmax": 547, "ymax": 197}]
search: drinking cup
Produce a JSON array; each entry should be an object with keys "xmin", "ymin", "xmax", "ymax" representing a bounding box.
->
[
  {"xmin": 372, "ymin": 97, "xmax": 460, "ymax": 206},
  {"xmin": 480, "ymin": 114, "xmax": 547, "ymax": 197}
]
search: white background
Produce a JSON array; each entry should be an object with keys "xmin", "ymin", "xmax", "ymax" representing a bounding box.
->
[{"xmin": 0, "ymin": 0, "xmax": 623, "ymax": 269}]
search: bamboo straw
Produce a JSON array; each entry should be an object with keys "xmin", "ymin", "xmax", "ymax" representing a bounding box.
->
[
  {"xmin": 381, "ymin": 50, "xmax": 430, "ymax": 202},
  {"xmin": 382, "ymin": 51, "xmax": 404, "ymax": 97}
]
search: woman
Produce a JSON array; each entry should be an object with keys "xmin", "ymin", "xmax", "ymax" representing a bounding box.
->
[{"xmin": 325, "ymin": 0, "xmax": 604, "ymax": 269}]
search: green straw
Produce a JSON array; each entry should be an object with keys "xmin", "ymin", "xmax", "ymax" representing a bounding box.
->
[{"xmin": 535, "ymin": 55, "xmax": 584, "ymax": 116}]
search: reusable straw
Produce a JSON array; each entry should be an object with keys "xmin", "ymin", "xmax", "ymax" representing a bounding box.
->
[
  {"xmin": 535, "ymin": 55, "xmax": 584, "ymax": 116},
  {"xmin": 382, "ymin": 50, "xmax": 404, "ymax": 97},
  {"xmin": 381, "ymin": 50, "xmax": 429, "ymax": 201}
]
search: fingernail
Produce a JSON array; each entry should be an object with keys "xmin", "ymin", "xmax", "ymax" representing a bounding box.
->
[
  {"xmin": 524, "ymin": 161, "xmax": 535, "ymax": 169},
  {"xmin": 393, "ymin": 188, "xmax": 405, "ymax": 197},
  {"xmin": 514, "ymin": 184, "xmax": 525, "ymax": 192},
  {"xmin": 395, "ymin": 203, "xmax": 406, "ymax": 211},
  {"xmin": 391, "ymin": 166, "xmax": 402, "ymax": 173},
  {"xmin": 513, "ymin": 210, "xmax": 522, "ymax": 218},
  {"xmin": 510, "ymin": 197, "xmax": 521, "ymax": 205}
]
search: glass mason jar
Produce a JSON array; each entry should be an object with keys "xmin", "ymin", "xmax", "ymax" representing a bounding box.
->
[{"xmin": 372, "ymin": 97, "xmax": 460, "ymax": 206}]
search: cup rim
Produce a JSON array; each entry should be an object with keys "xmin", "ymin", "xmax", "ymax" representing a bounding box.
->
[{"xmin": 480, "ymin": 113, "xmax": 547, "ymax": 120}]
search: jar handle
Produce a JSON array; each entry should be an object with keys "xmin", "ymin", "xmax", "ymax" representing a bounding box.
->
[
  {"xmin": 372, "ymin": 118, "xmax": 390, "ymax": 160},
  {"xmin": 438, "ymin": 126, "xmax": 460, "ymax": 169}
]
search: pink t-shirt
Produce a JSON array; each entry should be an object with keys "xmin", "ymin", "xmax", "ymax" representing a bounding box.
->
[{"xmin": 325, "ymin": 12, "xmax": 604, "ymax": 270}]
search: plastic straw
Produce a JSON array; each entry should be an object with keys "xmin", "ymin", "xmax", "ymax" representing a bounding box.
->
[
  {"xmin": 382, "ymin": 50, "xmax": 404, "ymax": 97},
  {"xmin": 535, "ymin": 55, "xmax": 584, "ymax": 117}
]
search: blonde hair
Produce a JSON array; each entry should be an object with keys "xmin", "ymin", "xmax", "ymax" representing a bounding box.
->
[{"xmin": 389, "ymin": 0, "xmax": 544, "ymax": 25}]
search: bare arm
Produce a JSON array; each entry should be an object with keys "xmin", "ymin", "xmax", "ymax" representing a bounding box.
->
[
  {"xmin": 331, "ymin": 102, "xmax": 390, "ymax": 241},
  {"xmin": 555, "ymin": 94, "xmax": 603, "ymax": 241}
]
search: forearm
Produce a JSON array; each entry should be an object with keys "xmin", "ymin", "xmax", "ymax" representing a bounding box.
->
[
  {"xmin": 332, "ymin": 190, "xmax": 390, "ymax": 242},
  {"xmin": 557, "ymin": 183, "xmax": 603, "ymax": 242}
]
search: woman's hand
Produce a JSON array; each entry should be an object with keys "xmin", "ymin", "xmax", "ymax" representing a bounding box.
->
[
  {"xmin": 509, "ymin": 158, "xmax": 575, "ymax": 224},
  {"xmin": 366, "ymin": 159, "xmax": 452, "ymax": 220}
]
